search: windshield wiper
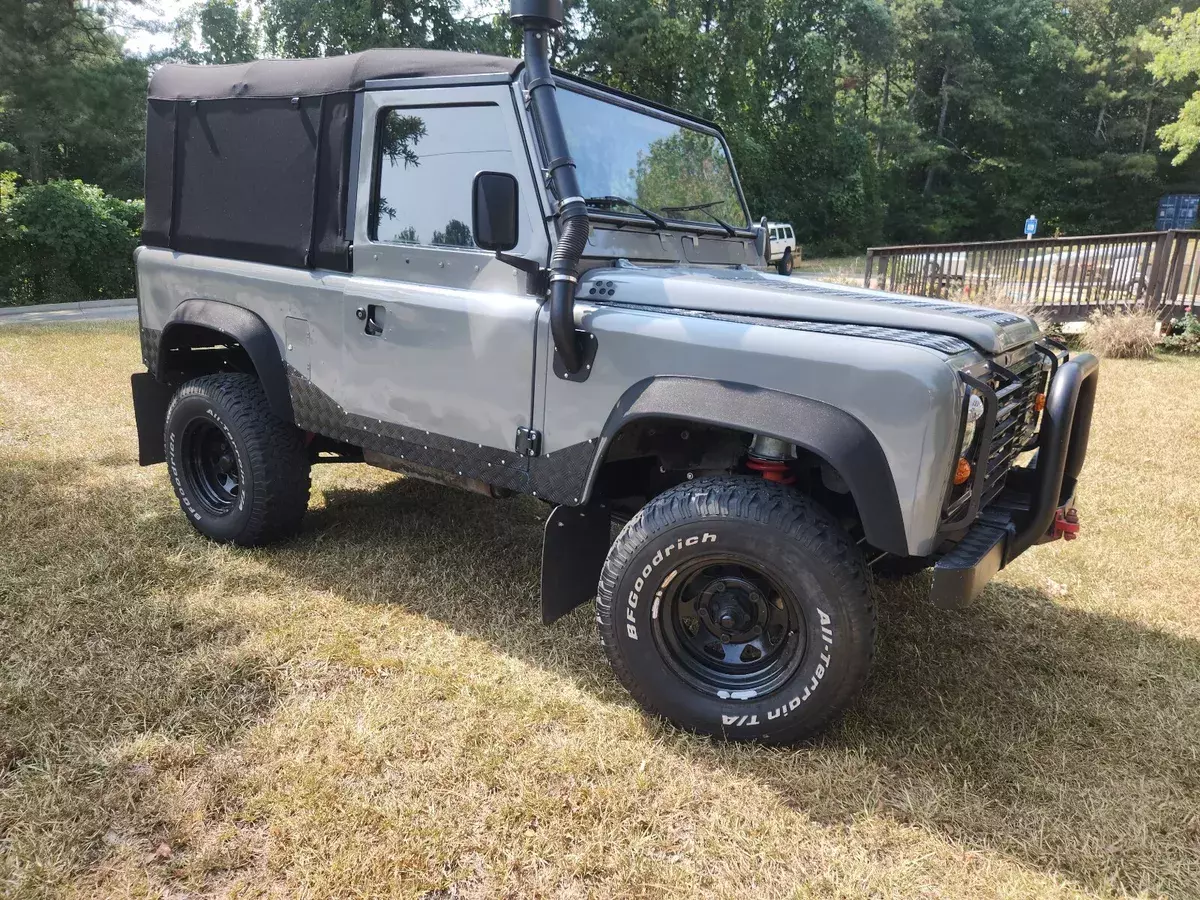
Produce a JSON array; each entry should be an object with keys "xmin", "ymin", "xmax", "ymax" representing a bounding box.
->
[
  {"xmin": 659, "ymin": 201, "xmax": 739, "ymax": 237},
  {"xmin": 583, "ymin": 196, "xmax": 668, "ymax": 229}
]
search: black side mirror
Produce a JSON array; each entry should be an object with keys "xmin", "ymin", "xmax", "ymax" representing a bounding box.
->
[
  {"xmin": 755, "ymin": 215, "xmax": 769, "ymax": 261},
  {"xmin": 472, "ymin": 171, "xmax": 519, "ymax": 252}
]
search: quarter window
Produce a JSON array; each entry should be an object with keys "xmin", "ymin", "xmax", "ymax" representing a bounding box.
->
[{"xmin": 370, "ymin": 104, "xmax": 514, "ymax": 249}]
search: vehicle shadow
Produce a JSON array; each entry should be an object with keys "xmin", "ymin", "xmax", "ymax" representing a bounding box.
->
[{"xmin": 275, "ymin": 475, "xmax": 1200, "ymax": 896}]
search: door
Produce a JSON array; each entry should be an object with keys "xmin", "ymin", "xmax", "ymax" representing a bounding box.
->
[{"xmin": 340, "ymin": 85, "xmax": 550, "ymax": 452}]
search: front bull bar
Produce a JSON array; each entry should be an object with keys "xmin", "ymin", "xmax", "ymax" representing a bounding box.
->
[{"xmin": 929, "ymin": 350, "xmax": 1100, "ymax": 607}]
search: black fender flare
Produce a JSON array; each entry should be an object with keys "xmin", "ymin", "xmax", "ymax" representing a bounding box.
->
[
  {"xmin": 588, "ymin": 376, "xmax": 908, "ymax": 556},
  {"xmin": 158, "ymin": 299, "xmax": 294, "ymax": 422}
]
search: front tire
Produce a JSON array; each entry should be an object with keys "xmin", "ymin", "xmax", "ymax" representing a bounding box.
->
[
  {"xmin": 776, "ymin": 248, "xmax": 794, "ymax": 276},
  {"xmin": 596, "ymin": 476, "xmax": 875, "ymax": 743},
  {"xmin": 165, "ymin": 373, "xmax": 311, "ymax": 546}
]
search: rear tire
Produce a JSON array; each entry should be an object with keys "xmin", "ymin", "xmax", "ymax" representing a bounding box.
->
[
  {"xmin": 596, "ymin": 475, "xmax": 875, "ymax": 743},
  {"xmin": 776, "ymin": 248, "xmax": 794, "ymax": 276},
  {"xmin": 165, "ymin": 373, "xmax": 311, "ymax": 546}
]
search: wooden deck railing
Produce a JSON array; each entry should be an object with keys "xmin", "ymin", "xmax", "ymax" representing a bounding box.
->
[{"xmin": 864, "ymin": 229, "xmax": 1200, "ymax": 319}]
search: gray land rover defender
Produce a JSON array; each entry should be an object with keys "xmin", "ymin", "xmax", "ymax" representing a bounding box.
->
[{"xmin": 131, "ymin": 0, "xmax": 1099, "ymax": 742}]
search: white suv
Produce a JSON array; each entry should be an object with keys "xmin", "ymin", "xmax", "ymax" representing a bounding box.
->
[{"xmin": 767, "ymin": 222, "xmax": 797, "ymax": 275}]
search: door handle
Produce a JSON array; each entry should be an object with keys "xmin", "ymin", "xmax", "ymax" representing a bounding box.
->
[{"xmin": 362, "ymin": 304, "xmax": 383, "ymax": 336}]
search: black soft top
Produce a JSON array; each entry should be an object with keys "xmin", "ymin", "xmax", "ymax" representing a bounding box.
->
[
  {"xmin": 142, "ymin": 49, "xmax": 524, "ymax": 272},
  {"xmin": 149, "ymin": 48, "xmax": 523, "ymax": 101}
]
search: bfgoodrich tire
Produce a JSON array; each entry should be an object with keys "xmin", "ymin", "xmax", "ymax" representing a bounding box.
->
[
  {"xmin": 165, "ymin": 373, "xmax": 311, "ymax": 546},
  {"xmin": 596, "ymin": 476, "xmax": 874, "ymax": 743}
]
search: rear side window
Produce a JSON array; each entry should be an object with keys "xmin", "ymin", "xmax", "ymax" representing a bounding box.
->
[
  {"xmin": 786, "ymin": 227, "xmax": 794, "ymax": 239},
  {"xmin": 370, "ymin": 103, "xmax": 514, "ymax": 249}
]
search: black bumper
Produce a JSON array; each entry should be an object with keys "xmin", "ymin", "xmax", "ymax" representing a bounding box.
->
[{"xmin": 929, "ymin": 351, "xmax": 1100, "ymax": 608}]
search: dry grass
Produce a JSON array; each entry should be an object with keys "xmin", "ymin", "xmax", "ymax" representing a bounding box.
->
[
  {"xmin": 795, "ymin": 255, "xmax": 866, "ymax": 286},
  {"xmin": 950, "ymin": 284, "xmax": 1059, "ymax": 334},
  {"xmin": 1083, "ymin": 310, "xmax": 1160, "ymax": 359},
  {"xmin": 2, "ymin": 323, "xmax": 1199, "ymax": 899}
]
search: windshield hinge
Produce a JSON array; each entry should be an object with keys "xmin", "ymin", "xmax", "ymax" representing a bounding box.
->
[{"xmin": 516, "ymin": 426, "xmax": 542, "ymax": 458}]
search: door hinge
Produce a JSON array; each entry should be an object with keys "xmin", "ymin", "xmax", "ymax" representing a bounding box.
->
[{"xmin": 516, "ymin": 427, "xmax": 542, "ymax": 458}]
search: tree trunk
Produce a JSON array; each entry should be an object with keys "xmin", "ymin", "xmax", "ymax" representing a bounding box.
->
[
  {"xmin": 1094, "ymin": 101, "xmax": 1108, "ymax": 142},
  {"xmin": 27, "ymin": 136, "xmax": 43, "ymax": 183},
  {"xmin": 876, "ymin": 66, "xmax": 891, "ymax": 164},
  {"xmin": 924, "ymin": 64, "xmax": 952, "ymax": 197},
  {"xmin": 1139, "ymin": 97, "xmax": 1155, "ymax": 153}
]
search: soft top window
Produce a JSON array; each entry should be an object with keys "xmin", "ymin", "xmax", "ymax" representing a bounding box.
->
[{"xmin": 370, "ymin": 103, "xmax": 514, "ymax": 250}]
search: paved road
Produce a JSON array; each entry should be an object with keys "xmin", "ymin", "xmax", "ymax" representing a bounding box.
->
[{"xmin": 0, "ymin": 299, "xmax": 137, "ymax": 326}]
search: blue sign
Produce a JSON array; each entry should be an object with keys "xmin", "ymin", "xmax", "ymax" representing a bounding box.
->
[{"xmin": 1024, "ymin": 215, "xmax": 1038, "ymax": 237}]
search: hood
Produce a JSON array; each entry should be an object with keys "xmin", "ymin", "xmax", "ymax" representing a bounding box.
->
[{"xmin": 580, "ymin": 264, "xmax": 1040, "ymax": 355}]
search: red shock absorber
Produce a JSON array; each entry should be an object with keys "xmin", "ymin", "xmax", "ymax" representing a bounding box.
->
[
  {"xmin": 746, "ymin": 435, "xmax": 796, "ymax": 484},
  {"xmin": 746, "ymin": 456, "xmax": 795, "ymax": 484}
]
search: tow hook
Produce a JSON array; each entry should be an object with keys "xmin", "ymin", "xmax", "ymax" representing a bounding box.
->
[{"xmin": 1049, "ymin": 507, "xmax": 1080, "ymax": 541}]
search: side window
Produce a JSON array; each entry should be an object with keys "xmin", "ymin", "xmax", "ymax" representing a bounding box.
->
[
  {"xmin": 785, "ymin": 227, "xmax": 794, "ymax": 240},
  {"xmin": 370, "ymin": 104, "xmax": 514, "ymax": 250}
]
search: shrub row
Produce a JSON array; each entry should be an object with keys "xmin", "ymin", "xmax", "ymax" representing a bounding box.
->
[{"xmin": 0, "ymin": 174, "xmax": 143, "ymax": 307}]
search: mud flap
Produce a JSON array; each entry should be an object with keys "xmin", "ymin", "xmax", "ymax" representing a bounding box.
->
[
  {"xmin": 540, "ymin": 500, "xmax": 611, "ymax": 625},
  {"xmin": 131, "ymin": 372, "xmax": 174, "ymax": 465}
]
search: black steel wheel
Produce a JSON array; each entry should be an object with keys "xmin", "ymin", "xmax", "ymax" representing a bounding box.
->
[
  {"xmin": 597, "ymin": 475, "xmax": 875, "ymax": 744},
  {"xmin": 165, "ymin": 373, "xmax": 310, "ymax": 546},
  {"xmin": 180, "ymin": 418, "xmax": 241, "ymax": 516},
  {"xmin": 654, "ymin": 556, "xmax": 806, "ymax": 699}
]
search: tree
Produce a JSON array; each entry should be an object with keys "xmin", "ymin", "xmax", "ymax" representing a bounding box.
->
[
  {"xmin": 173, "ymin": 0, "xmax": 261, "ymax": 64},
  {"xmin": 1144, "ymin": 6, "xmax": 1200, "ymax": 164},
  {"xmin": 258, "ymin": 0, "xmax": 500, "ymax": 57},
  {"xmin": 432, "ymin": 219, "xmax": 473, "ymax": 246},
  {"xmin": 0, "ymin": 0, "xmax": 148, "ymax": 196}
]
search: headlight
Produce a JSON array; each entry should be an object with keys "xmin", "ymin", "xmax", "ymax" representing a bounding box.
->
[{"xmin": 961, "ymin": 391, "xmax": 985, "ymax": 451}]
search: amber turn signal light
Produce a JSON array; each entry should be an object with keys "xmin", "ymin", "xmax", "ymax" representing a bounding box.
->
[
  {"xmin": 954, "ymin": 457, "xmax": 972, "ymax": 485},
  {"xmin": 1034, "ymin": 392, "xmax": 1046, "ymax": 411}
]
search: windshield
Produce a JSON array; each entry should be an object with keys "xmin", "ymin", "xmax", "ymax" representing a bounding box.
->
[{"xmin": 554, "ymin": 87, "xmax": 748, "ymax": 230}]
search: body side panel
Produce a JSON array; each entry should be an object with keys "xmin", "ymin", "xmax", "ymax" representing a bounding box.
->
[
  {"xmin": 136, "ymin": 247, "xmax": 349, "ymax": 406},
  {"xmin": 536, "ymin": 302, "xmax": 967, "ymax": 556}
]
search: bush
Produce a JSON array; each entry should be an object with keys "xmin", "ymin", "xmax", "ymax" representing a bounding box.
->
[
  {"xmin": 1159, "ymin": 312, "xmax": 1200, "ymax": 355},
  {"xmin": 0, "ymin": 176, "xmax": 143, "ymax": 307},
  {"xmin": 1081, "ymin": 310, "xmax": 1158, "ymax": 359}
]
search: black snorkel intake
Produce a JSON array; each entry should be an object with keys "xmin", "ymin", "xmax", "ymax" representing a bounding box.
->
[{"xmin": 510, "ymin": 0, "xmax": 589, "ymax": 374}]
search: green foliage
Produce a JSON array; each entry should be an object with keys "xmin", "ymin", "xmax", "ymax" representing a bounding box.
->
[
  {"xmin": 174, "ymin": 0, "xmax": 262, "ymax": 64},
  {"xmin": 633, "ymin": 130, "xmax": 745, "ymax": 226},
  {"xmin": 259, "ymin": 0, "xmax": 480, "ymax": 57},
  {"xmin": 1144, "ymin": 7, "xmax": 1200, "ymax": 164},
  {"xmin": 1159, "ymin": 311, "xmax": 1200, "ymax": 353},
  {"xmin": 431, "ymin": 219, "xmax": 473, "ymax": 247},
  {"xmin": 0, "ymin": 179, "xmax": 143, "ymax": 307},
  {"xmin": 0, "ymin": 0, "xmax": 147, "ymax": 198}
]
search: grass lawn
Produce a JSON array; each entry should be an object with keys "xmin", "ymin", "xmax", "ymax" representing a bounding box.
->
[
  {"xmin": 1, "ymin": 322, "xmax": 1198, "ymax": 899},
  {"xmin": 795, "ymin": 255, "xmax": 866, "ymax": 284}
]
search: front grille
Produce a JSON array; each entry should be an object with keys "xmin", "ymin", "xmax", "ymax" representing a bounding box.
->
[
  {"xmin": 982, "ymin": 350, "xmax": 1047, "ymax": 501},
  {"xmin": 942, "ymin": 345, "xmax": 1050, "ymax": 529}
]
